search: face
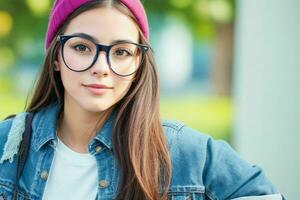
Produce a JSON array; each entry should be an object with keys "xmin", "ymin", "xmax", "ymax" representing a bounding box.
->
[{"xmin": 54, "ymin": 6, "xmax": 140, "ymax": 113}]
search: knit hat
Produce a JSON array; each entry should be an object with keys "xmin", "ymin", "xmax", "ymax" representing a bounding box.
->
[{"xmin": 45, "ymin": 0, "xmax": 149, "ymax": 50}]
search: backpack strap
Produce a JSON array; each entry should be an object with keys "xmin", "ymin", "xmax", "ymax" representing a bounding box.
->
[{"xmin": 12, "ymin": 112, "xmax": 34, "ymax": 200}]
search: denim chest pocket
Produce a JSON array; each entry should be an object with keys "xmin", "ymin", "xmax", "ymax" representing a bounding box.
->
[
  {"xmin": 167, "ymin": 186, "xmax": 205, "ymax": 200},
  {"xmin": 0, "ymin": 185, "xmax": 31, "ymax": 200}
]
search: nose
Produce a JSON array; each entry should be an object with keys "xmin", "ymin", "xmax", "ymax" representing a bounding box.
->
[{"xmin": 90, "ymin": 51, "xmax": 110, "ymax": 77}]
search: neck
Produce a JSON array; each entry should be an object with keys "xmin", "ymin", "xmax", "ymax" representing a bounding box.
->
[{"xmin": 56, "ymin": 102, "xmax": 113, "ymax": 153}]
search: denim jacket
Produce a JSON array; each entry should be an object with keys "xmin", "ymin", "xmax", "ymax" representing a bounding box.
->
[{"xmin": 0, "ymin": 102, "xmax": 284, "ymax": 200}]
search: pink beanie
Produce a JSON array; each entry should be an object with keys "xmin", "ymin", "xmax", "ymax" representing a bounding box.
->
[{"xmin": 45, "ymin": 0, "xmax": 149, "ymax": 50}]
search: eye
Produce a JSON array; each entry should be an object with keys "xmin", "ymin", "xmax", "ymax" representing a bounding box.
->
[
  {"xmin": 72, "ymin": 44, "xmax": 91, "ymax": 52},
  {"xmin": 114, "ymin": 49, "xmax": 133, "ymax": 57}
]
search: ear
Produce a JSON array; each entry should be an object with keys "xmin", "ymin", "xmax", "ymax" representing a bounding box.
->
[{"xmin": 54, "ymin": 60, "xmax": 60, "ymax": 71}]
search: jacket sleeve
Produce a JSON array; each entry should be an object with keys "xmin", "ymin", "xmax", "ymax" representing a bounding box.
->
[{"xmin": 202, "ymin": 137, "xmax": 286, "ymax": 200}]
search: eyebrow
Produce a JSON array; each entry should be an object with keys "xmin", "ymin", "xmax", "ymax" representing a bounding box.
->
[{"xmin": 68, "ymin": 32, "xmax": 137, "ymax": 45}]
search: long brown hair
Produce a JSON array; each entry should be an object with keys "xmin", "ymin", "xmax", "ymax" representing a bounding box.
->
[{"xmin": 26, "ymin": 1, "xmax": 171, "ymax": 199}]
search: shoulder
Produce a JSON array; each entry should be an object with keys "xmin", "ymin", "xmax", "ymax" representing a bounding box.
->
[
  {"xmin": 0, "ymin": 117, "xmax": 15, "ymax": 166},
  {"xmin": 0, "ymin": 113, "xmax": 27, "ymax": 164},
  {"xmin": 161, "ymin": 119, "xmax": 236, "ymax": 160},
  {"xmin": 161, "ymin": 119, "xmax": 259, "ymax": 174},
  {"xmin": 162, "ymin": 119, "xmax": 211, "ymax": 156},
  {"xmin": 161, "ymin": 118, "xmax": 235, "ymax": 160}
]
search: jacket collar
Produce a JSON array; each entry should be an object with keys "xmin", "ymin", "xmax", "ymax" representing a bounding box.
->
[{"xmin": 32, "ymin": 102, "xmax": 115, "ymax": 152}]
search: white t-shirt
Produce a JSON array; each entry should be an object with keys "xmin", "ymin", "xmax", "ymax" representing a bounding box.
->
[{"xmin": 42, "ymin": 136, "xmax": 98, "ymax": 200}]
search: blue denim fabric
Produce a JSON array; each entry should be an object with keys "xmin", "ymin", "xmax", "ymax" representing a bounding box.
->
[{"xmin": 0, "ymin": 102, "xmax": 285, "ymax": 200}]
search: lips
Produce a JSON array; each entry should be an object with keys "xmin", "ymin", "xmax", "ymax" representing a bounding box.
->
[
  {"xmin": 83, "ymin": 83, "xmax": 113, "ymax": 95},
  {"xmin": 83, "ymin": 83, "xmax": 113, "ymax": 89}
]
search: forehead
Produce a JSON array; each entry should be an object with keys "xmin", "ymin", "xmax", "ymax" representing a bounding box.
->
[{"xmin": 64, "ymin": 6, "xmax": 140, "ymax": 44}]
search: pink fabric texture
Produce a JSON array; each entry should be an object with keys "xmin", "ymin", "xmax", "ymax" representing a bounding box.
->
[{"xmin": 45, "ymin": 0, "xmax": 149, "ymax": 50}]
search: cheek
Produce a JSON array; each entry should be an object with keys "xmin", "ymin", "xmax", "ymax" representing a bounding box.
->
[
  {"xmin": 59, "ymin": 65, "xmax": 81, "ymax": 91},
  {"xmin": 113, "ymin": 75, "xmax": 134, "ymax": 99}
]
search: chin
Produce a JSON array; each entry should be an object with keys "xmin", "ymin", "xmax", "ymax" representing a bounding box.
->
[{"xmin": 82, "ymin": 102, "xmax": 113, "ymax": 113}]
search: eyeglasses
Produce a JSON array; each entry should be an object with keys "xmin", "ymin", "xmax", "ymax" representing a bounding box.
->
[{"xmin": 56, "ymin": 34, "xmax": 150, "ymax": 76}]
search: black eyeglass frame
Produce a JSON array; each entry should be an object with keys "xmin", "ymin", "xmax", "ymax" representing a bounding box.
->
[{"xmin": 56, "ymin": 34, "xmax": 151, "ymax": 77}]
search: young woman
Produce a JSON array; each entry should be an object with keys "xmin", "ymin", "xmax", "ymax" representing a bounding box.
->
[{"xmin": 0, "ymin": 0, "xmax": 285, "ymax": 200}]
